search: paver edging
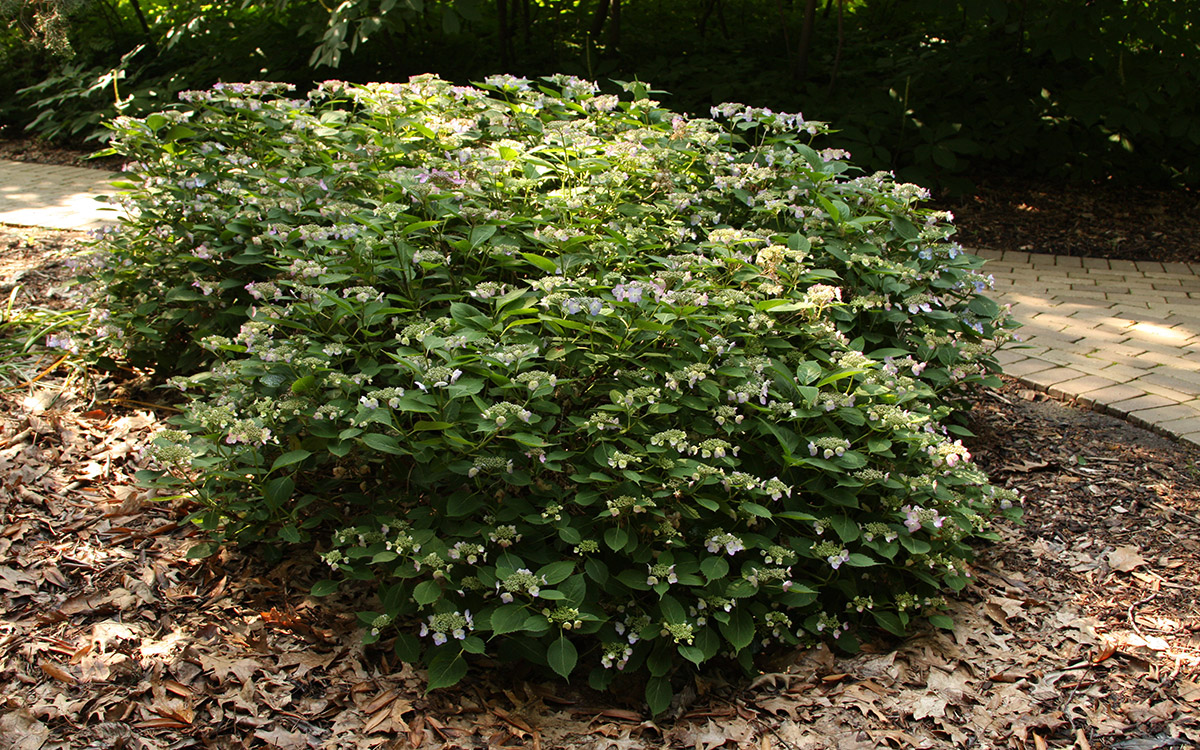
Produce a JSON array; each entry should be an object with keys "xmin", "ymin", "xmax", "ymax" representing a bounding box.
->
[{"xmin": 1000, "ymin": 371, "xmax": 1200, "ymax": 454}]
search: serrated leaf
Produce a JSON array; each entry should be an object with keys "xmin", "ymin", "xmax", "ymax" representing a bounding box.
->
[
  {"xmin": 362, "ymin": 432, "xmax": 405, "ymax": 454},
  {"xmin": 928, "ymin": 614, "xmax": 955, "ymax": 630},
  {"xmin": 645, "ymin": 676, "xmax": 673, "ymax": 715},
  {"xmin": 414, "ymin": 580, "xmax": 441, "ymax": 606},
  {"xmin": 489, "ymin": 604, "xmax": 527, "ymax": 635},
  {"xmin": 830, "ymin": 516, "xmax": 860, "ymax": 542},
  {"xmin": 270, "ymin": 449, "xmax": 311, "ymax": 472},
  {"xmin": 604, "ymin": 527, "xmax": 628, "ymax": 551},
  {"xmin": 394, "ymin": 632, "xmax": 420, "ymax": 662},
  {"xmin": 538, "ymin": 561, "xmax": 575, "ymax": 585},
  {"xmin": 185, "ymin": 542, "xmax": 218, "ymax": 559},
  {"xmin": 310, "ymin": 579, "xmax": 339, "ymax": 597},
  {"xmin": 547, "ymin": 635, "xmax": 578, "ymax": 679},
  {"xmin": 425, "ymin": 650, "xmax": 467, "ymax": 691},
  {"xmin": 719, "ymin": 609, "xmax": 754, "ymax": 651}
]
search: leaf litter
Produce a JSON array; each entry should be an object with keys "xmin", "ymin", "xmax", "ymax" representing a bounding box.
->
[{"xmin": 2, "ymin": 228, "xmax": 1199, "ymax": 749}]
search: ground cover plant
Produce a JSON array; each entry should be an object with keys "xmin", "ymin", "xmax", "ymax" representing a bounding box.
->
[{"xmin": 84, "ymin": 74, "xmax": 1019, "ymax": 711}]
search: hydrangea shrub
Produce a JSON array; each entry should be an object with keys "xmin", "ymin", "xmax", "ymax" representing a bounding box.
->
[{"xmin": 89, "ymin": 75, "xmax": 1019, "ymax": 712}]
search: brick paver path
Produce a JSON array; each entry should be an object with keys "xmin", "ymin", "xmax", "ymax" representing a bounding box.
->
[
  {"xmin": 0, "ymin": 160, "xmax": 123, "ymax": 230},
  {"xmin": 979, "ymin": 248, "xmax": 1200, "ymax": 449},
  {"xmin": 1, "ymin": 160, "xmax": 1198, "ymax": 448}
]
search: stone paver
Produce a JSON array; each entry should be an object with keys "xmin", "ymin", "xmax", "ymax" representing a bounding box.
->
[
  {"xmin": 0, "ymin": 160, "xmax": 123, "ymax": 230},
  {"xmin": 2, "ymin": 162, "xmax": 1198, "ymax": 450},
  {"xmin": 986, "ymin": 249, "xmax": 1200, "ymax": 450}
]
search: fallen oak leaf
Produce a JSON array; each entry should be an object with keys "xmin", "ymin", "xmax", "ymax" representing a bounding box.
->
[
  {"xmin": 1178, "ymin": 681, "xmax": 1200, "ymax": 703},
  {"xmin": 0, "ymin": 708, "xmax": 50, "ymax": 750},
  {"xmin": 1107, "ymin": 546, "xmax": 1147, "ymax": 573}
]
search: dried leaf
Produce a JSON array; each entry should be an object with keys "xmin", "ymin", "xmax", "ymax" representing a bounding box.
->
[
  {"xmin": 909, "ymin": 693, "xmax": 948, "ymax": 721},
  {"xmin": 1108, "ymin": 546, "xmax": 1148, "ymax": 572},
  {"xmin": 39, "ymin": 661, "xmax": 77, "ymax": 685},
  {"xmin": 1179, "ymin": 681, "xmax": 1200, "ymax": 703},
  {"xmin": 0, "ymin": 708, "xmax": 50, "ymax": 750}
]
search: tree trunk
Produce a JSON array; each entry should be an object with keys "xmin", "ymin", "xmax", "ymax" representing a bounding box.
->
[
  {"xmin": 608, "ymin": 0, "xmax": 620, "ymax": 48},
  {"xmin": 827, "ymin": 0, "xmax": 843, "ymax": 92},
  {"xmin": 497, "ymin": 0, "xmax": 511, "ymax": 68},
  {"xmin": 793, "ymin": 0, "xmax": 817, "ymax": 81},
  {"xmin": 591, "ymin": 0, "xmax": 610, "ymax": 40}
]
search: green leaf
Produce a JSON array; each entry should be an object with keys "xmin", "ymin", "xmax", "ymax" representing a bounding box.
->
[
  {"xmin": 469, "ymin": 224, "xmax": 498, "ymax": 248},
  {"xmin": 968, "ymin": 295, "xmax": 1000, "ymax": 318},
  {"xmin": 701, "ymin": 556, "xmax": 729, "ymax": 581},
  {"xmin": 413, "ymin": 421, "xmax": 454, "ymax": 431},
  {"xmin": 290, "ymin": 375, "xmax": 316, "ymax": 394},
  {"xmin": 278, "ymin": 525, "xmax": 301, "ymax": 543},
  {"xmin": 696, "ymin": 627, "xmax": 721, "ymax": 660},
  {"xmin": 584, "ymin": 557, "xmax": 608, "ymax": 584},
  {"xmin": 645, "ymin": 676, "xmax": 673, "ymax": 716},
  {"xmin": 830, "ymin": 516, "xmax": 860, "ymax": 543},
  {"xmin": 362, "ymin": 433, "xmax": 406, "ymax": 454},
  {"xmin": 461, "ymin": 636, "xmax": 486, "ymax": 654},
  {"xmin": 270, "ymin": 449, "xmax": 312, "ymax": 472},
  {"xmin": 872, "ymin": 610, "xmax": 907, "ymax": 637},
  {"xmin": 740, "ymin": 502, "xmax": 773, "ymax": 519},
  {"xmin": 185, "ymin": 542, "xmax": 218, "ymax": 559},
  {"xmin": 547, "ymin": 635, "xmax": 578, "ymax": 679},
  {"xmin": 719, "ymin": 609, "xmax": 754, "ymax": 651},
  {"xmin": 928, "ymin": 614, "xmax": 955, "ymax": 631},
  {"xmin": 538, "ymin": 561, "xmax": 575, "ymax": 585},
  {"xmin": 447, "ymin": 494, "xmax": 483, "ymax": 517},
  {"xmin": 425, "ymin": 650, "xmax": 467, "ymax": 690},
  {"xmin": 522, "ymin": 614, "xmax": 551, "ymax": 635},
  {"xmin": 678, "ymin": 644, "xmax": 706, "ymax": 666},
  {"xmin": 845, "ymin": 553, "xmax": 879, "ymax": 567},
  {"xmin": 604, "ymin": 527, "xmax": 629, "ymax": 551},
  {"xmin": 659, "ymin": 595, "xmax": 686, "ymax": 623},
  {"xmin": 414, "ymin": 580, "xmax": 442, "ymax": 606},
  {"xmin": 521, "ymin": 252, "xmax": 558, "ymax": 273},
  {"xmin": 489, "ymin": 604, "xmax": 527, "ymax": 635},
  {"xmin": 394, "ymin": 633, "xmax": 420, "ymax": 663},
  {"xmin": 262, "ymin": 476, "xmax": 294, "ymax": 508},
  {"xmin": 310, "ymin": 579, "xmax": 339, "ymax": 597}
]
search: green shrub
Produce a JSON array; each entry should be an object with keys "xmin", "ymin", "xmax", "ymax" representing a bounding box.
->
[{"xmin": 88, "ymin": 75, "xmax": 1019, "ymax": 711}]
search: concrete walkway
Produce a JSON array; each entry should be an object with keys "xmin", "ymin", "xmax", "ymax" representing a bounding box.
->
[
  {"xmin": 0, "ymin": 160, "xmax": 124, "ymax": 230},
  {"xmin": 1, "ymin": 160, "xmax": 1198, "ymax": 449}
]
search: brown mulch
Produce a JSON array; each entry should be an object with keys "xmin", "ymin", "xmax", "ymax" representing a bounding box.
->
[
  {"xmin": 0, "ymin": 138, "xmax": 126, "ymax": 172},
  {"xmin": 2, "ymin": 227, "xmax": 1199, "ymax": 749},
  {"xmin": 933, "ymin": 176, "xmax": 1200, "ymax": 265}
]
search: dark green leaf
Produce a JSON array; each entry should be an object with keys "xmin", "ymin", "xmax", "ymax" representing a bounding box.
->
[
  {"xmin": 547, "ymin": 635, "xmax": 578, "ymax": 679},
  {"xmin": 425, "ymin": 650, "xmax": 467, "ymax": 690}
]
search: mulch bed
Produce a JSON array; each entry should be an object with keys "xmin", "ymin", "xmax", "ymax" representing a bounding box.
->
[
  {"xmin": 2, "ymin": 227, "xmax": 1198, "ymax": 749},
  {"xmin": 932, "ymin": 175, "xmax": 1200, "ymax": 266}
]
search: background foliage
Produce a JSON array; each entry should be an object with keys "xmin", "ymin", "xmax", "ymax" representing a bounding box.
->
[{"xmin": 3, "ymin": 0, "xmax": 1198, "ymax": 189}]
